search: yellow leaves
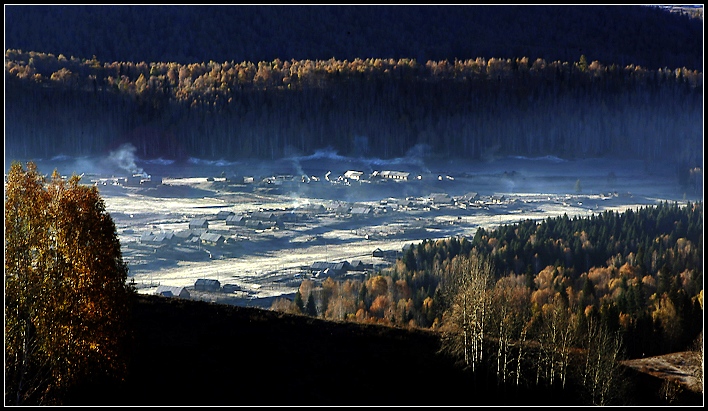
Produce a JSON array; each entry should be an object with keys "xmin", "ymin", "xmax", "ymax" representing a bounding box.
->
[
  {"xmin": 608, "ymin": 278, "xmax": 625, "ymax": 300},
  {"xmin": 534, "ymin": 265, "xmax": 556, "ymax": 290},
  {"xmin": 422, "ymin": 296, "xmax": 434, "ymax": 311},
  {"xmin": 298, "ymin": 279, "xmax": 316, "ymax": 301},
  {"xmin": 587, "ymin": 266, "xmax": 615, "ymax": 297},
  {"xmin": 531, "ymin": 287, "xmax": 555, "ymax": 308},
  {"xmin": 5, "ymin": 161, "xmax": 130, "ymax": 404},
  {"xmin": 618, "ymin": 262, "xmax": 639, "ymax": 279},
  {"xmin": 369, "ymin": 295, "xmax": 391, "ymax": 318},
  {"xmin": 651, "ymin": 293, "xmax": 682, "ymax": 341},
  {"xmin": 394, "ymin": 279, "xmax": 411, "ymax": 300},
  {"xmin": 367, "ymin": 275, "xmax": 389, "ymax": 298},
  {"xmin": 618, "ymin": 313, "xmax": 632, "ymax": 329}
]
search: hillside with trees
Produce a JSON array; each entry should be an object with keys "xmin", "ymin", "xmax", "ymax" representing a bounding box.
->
[
  {"xmin": 92, "ymin": 292, "xmax": 699, "ymax": 406},
  {"xmin": 4, "ymin": 5, "xmax": 704, "ymax": 184},
  {"xmin": 4, "ymin": 51, "xmax": 703, "ymax": 173},
  {"xmin": 270, "ymin": 201, "xmax": 703, "ymax": 404},
  {"xmin": 277, "ymin": 202, "xmax": 702, "ymax": 349}
]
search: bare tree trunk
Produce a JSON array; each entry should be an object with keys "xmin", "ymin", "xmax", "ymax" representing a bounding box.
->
[{"xmin": 516, "ymin": 328, "xmax": 527, "ymax": 387}]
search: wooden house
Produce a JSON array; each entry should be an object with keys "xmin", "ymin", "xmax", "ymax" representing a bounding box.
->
[
  {"xmin": 216, "ymin": 210, "xmax": 236, "ymax": 220},
  {"xmin": 226, "ymin": 214, "xmax": 246, "ymax": 226},
  {"xmin": 310, "ymin": 261, "xmax": 350, "ymax": 276},
  {"xmin": 200, "ymin": 232, "xmax": 225, "ymax": 246},
  {"xmin": 350, "ymin": 205, "xmax": 372, "ymax": 216},
  {"xmin": 156, "ymin": 285, "xmax": 191, "ymax": 299},
  {"xmin": 189, "ymin": 218, "xmax": 209, "ymax": 230},
  {"xmin": 194, "ymin": 278, "xmax": 221, "ymax": 292},
  {"xmin": 343, "ymin": 170, "xmax": 364, "ymax": 181}
]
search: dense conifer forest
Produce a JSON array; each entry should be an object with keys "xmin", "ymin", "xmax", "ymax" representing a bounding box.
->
[{"xmin": 4, "ymin": 5, "xmax": 703, "ymax": 179}]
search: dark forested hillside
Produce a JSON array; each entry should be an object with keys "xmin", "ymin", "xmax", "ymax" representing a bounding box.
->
[
  {"xmin": 64, "ymin": 293, "xmax": 701, "ymax": 406},
  {"xmin": 4, "ymin": 5, "xmax": 703, "ymax": 70},
  {"xmin": 5, "ymin": 48, "xmax": 703, "ymax": 170},
  {"xmin": 4, "ymin": 5, "xmax": 704, "ymax": 172}
]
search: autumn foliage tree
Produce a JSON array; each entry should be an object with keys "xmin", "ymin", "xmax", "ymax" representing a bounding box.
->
[{"xmin": 5, "ymin": 161, "xmax": 131, "ymax": 405}]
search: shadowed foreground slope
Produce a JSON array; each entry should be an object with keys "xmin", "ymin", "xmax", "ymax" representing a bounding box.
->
[{"xmin": 66, "ymin": 294, "xmax": 701, "ymax": 406}]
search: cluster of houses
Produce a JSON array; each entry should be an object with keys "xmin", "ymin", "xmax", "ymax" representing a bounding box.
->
[
  {"xmin": 153, "ymin": 257, "xmax": 377, "ymax": 300},
  {"xmin": 139, "ymin": 219, "xmax": 237, "ymax": 247},
  {"xmin": 138, "ymin": 205, "xmax": 326, "ymax": 248},
  {"xmin": 308, "ymin": 259, "xmax": 373, "ymax": 279},
  {"xmin": 137, "ymin": 189, "xmax": 506, "ymax": 249},
  {"xmin": 155, "ymin": 278, "xmax": 238, "ymax": 299},
  {"xmin": 94, "ymin": 172, "xmax": 162, "ymax": 188}
]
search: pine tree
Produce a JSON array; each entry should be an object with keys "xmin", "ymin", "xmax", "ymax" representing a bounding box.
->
[
  {"xmin": 294, "ymin": 290, "xmax": 304, "ymax": 313},
  {"xmin": 305, "ymin": 293, "xmax": 318, "ymax": 317}
]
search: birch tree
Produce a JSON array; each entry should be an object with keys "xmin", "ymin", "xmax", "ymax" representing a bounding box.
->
[
  {"xmin": 439, "ymin": 254, "xmax": 494, "ymax": 372},
  {"xmin": 489, "ymin": 274, "xmax": 532, "ymax": 386},
  {"xmin": 5, "ymin": 162, "xmax": 131, "ymax": 405},
  {"xmin": 581, "ymin": 315, "xmax": 627, "ymax": 405},
  {"xmin": 534, "ymin": 293, "xmax": 577, "ymax": 389}
]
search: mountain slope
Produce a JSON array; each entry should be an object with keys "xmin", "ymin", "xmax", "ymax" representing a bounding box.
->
[{"xmin": 64, "ymin": 294, "xmax": 702, "ymax": 406}]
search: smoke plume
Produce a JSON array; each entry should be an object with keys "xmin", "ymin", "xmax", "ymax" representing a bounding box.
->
[{"xmin": 109, "ymin": 143, "xmax": 143, "ymax": 174}]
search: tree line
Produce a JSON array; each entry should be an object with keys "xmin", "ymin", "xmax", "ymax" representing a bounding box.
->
[
  {"xmin": 271, "ymin": 201, "xmax": 703, "ymax": 404},
  {"xmin": 5, "ymin": 49, "xmax": 703, "ymax": 180}
]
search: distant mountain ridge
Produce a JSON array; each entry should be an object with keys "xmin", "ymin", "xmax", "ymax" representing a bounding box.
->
[{"xmin": 4, "ymin": 5, "xmax": 703, "ymax": 70}]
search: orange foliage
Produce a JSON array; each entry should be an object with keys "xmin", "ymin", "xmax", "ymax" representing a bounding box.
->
[
  {"xmin": 618, "ymin": 312, "xmax": 632, "ymax": 329},
  {"xmin": 395, "ymin": 279, "xmax": 411, "ymax": 300},
  {"xmin": 679, "ymin": 269, "xmax": 696, "ymax": 291},
  {"xmin": 488, "ymin": 237, "xmax": 499, "ymax": 251},
  {"xmin": 5, "ymin": 162, "xmax": 130, "ymax": 404},
  {"xmin": 641, "ymin": 275, "xmax": 657, "ymax": 294},
  {"xmin": 299, "ymin": 279, "xmax": 316, "ymax": 300},
  {"xmin": 619, "ymin": 262, "xmax": 639, "ymax": 279},
  {"xmin": 531, "ymin": 288, "xmax": 555, "ymax": 307},
  {"xmin": 355, "ymin": 308, "xmax": 369, "ymax": 322},
  {"xmin": 587, "ymin": 266, "xmax": 614, "ymax": 297},
  {"xmin": 369, "ymin": 295, "xmax": 391, "ymax": 318},
  {"xmin": 368, "ymin": 275, "xmax": 389, "ymax": 297},
  {"xmin": 340, "ymin": 279, "xmax": 359, "ymax": 296}
]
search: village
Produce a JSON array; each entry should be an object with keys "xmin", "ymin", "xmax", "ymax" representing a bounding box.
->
[{"xmin": 97, "ymin": 162, "xmax": 644, "ymax": 308}]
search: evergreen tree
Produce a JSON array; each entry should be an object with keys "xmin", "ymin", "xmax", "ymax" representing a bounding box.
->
[
  {"xmin": 305, "ymin": 293, "xmax": 318, "ymax": 317},
  {"xmin": 294, "ymin": 290, "xmax": 304, "ymax": 313},
  {"xmin": 358, "ymin": 283, "xmax": 369, "ymax": 309}
]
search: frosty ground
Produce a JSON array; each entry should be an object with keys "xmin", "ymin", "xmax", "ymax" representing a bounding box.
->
[{"xmin": 20, "ymin": 152, "xmax": 701, "ymax": 308}]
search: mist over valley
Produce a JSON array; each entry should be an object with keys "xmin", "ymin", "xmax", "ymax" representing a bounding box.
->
[{"xmin": 17, "ymin": 145, "xmax": 700, "ymax": 308}]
